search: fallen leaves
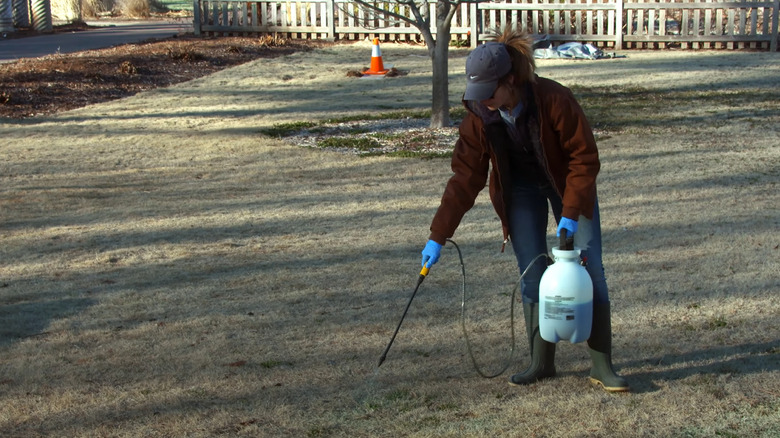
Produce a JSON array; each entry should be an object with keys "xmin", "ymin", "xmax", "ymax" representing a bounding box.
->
[{"xmin": 0, "ymin": 35, "xmax": 316, "ymax": 119}]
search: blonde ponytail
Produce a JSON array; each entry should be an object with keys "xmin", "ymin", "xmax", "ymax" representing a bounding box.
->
[{"xmin": 486, "ymin": 26, "xmax": 536, "ymax": 84}]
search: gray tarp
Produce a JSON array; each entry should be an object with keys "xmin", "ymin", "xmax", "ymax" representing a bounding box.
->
[{"xmin": 533, "ymin": 42, "xmax": 607, "ymax": 60}]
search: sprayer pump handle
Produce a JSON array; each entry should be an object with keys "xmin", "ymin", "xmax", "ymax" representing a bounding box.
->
[{"xmin": 559, "ymin": 230, "xmax": 574, "ymax": 251}]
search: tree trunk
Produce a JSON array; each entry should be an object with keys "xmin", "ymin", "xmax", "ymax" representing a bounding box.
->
[
  {"xmin": 429, "ymin": 2, "xmax": 454, "ymax": 129},
  {"xmin": 430, "ymin": 39, "xmax": 451, "ymax": 129}
]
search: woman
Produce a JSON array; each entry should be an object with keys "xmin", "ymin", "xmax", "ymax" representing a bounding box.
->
[{"xmin": 420, "ymin": 27, "xmax": 629, "ymax": 392}]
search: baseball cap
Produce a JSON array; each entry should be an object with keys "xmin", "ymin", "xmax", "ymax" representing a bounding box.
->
[{"xmin": 464, "ymin": 42, "xmax": 512, "ymax": 101}]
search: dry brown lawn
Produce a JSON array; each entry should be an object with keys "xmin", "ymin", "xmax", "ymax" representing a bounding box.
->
[{"xmin": 1, "ymin": 42, "xmax": 778, "ymax": 437}]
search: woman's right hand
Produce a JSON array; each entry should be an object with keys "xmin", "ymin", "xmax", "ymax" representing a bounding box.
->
[{"xmin": 421, "ymin": 240, "xmax": 442, "ymax": 268}]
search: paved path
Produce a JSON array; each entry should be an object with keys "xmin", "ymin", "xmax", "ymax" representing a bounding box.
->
[{"xmin": 0, "ymin": 20, "xmax": 193, "ymax": 63}]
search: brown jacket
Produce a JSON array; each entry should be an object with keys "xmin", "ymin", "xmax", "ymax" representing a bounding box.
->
[{"xmin": 429, "ymin": 76, "xmax": 600, "ymax": 245}]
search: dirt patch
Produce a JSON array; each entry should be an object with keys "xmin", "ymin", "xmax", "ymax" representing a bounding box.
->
[
  {"xmin": 0, "ymin": 30, "xmax": 319, "ymax": 119},
  {"xmin": 269, "ymin": 118, "xmax": 458, "ymax": 157}
]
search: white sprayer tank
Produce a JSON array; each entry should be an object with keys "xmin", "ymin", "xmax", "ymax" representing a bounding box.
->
[{"xmin": 538, "ymin": 246, "xmax": 593, "ymax": 343}]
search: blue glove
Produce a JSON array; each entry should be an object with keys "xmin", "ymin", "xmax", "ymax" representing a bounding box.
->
[
  {"xmin": 557, "ymin": 217, "xmax": 578, "ymax": 238},
  {"xmin": 421, "ymin": 240, "xmax": 442, "ymax": 268}
]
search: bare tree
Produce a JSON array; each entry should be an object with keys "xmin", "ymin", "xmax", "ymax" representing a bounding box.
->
[{"xmin": 349, "ymin": 0, "xmax": 469, "ymax": 129}]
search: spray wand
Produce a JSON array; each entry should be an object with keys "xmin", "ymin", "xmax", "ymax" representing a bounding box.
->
[
  {"xmin": 376, "ymin": 264, "xmax": 430, "ymax": 368},
  {"xmin": 376, "ymin": 239, "xmax": 549, "ymax": 378}
]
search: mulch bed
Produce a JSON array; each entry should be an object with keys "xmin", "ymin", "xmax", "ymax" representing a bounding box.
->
[{"xmin": 0, "ymin": 23, "xmax": 317, "ymax": 119}]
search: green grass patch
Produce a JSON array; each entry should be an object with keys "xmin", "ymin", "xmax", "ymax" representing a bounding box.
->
[
  {"xmin": 320, "ymin": 111, "xmax": 427, "ymax": 125},
  {"xmin": 705, "ymin": 317, "xmax": 728, "ymax": 330},
  {"xmin": 344, "ymin": 127, "xmax": 370, "ymax": 135},
  {"xmin": 385, "ymin": 388, "xmax": 411, "ymax": 402},
  {"xmin": 369, "ymin": 132, "xmax": 407, "ymax": 141},
  {"xmin": 259, "ymin": 121, "xmax": 317, "ymax": 137},
  {"xmin": 321, "ymin": 107, "xmax": 466, "ymax": 125},
  {"xmin": 317, "ymin": 137, "xmax": 381, "ymax": 150},
  {"xmin": 383, "ymin": 150, "xmax": 452, "ymax": 159}
]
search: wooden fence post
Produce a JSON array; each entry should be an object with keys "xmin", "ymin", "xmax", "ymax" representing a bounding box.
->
[
  {"xmin": 615, "ymin": 0, "xmax": 623, "ymax": 49},
  {"xmin": 0, "ymin": 0, "xmax": 14, "ymax": 33},
  {"xmin": 772, "ymin": 0, "xmax": 779, "ymax": 51},
  {"xmin": 193, "ymin": 0, "xmax": 201, "ymax": 36},
  {"xmin": 470, "ymin": 2, "xmax": 479, "ymax": 47},
  {"xmin": 327, "ymin": 0, "xmax": 336, "ymax": 41}
]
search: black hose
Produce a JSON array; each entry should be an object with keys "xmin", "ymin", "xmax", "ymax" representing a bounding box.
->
[
  {"xmin": 449, "ymin": 238, "xmax": 547, "ymax": 378},
  {"xmin": 376, "ymin": 239, "xmax": 546, "ymax": 377}
]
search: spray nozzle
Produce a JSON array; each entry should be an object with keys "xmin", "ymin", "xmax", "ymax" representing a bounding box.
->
[{"xmin": 414, "ymin": 265, "xmax": 429, "ymax": 287}]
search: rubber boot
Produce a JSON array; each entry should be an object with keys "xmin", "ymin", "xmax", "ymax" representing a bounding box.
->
[
  {"xmin": 587, "ymin": 302, "xmax": 630, "ymax": 392},
  {"xmin": 509, "ymin": 303, "xmax": 556, "ymax": 385}
]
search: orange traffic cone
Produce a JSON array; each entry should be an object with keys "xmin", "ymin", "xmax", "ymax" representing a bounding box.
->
[{"xmin": 363, "ymin": 38, "xmax": 389, "ymax": 75}]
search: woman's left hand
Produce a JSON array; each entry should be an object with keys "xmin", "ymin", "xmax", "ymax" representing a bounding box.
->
[{"xmin": 557, "ymin": 217, "xmax": 578, "ymax": 237}]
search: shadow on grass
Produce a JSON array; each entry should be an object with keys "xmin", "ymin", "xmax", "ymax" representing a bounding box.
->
[
  {"xmin": 0, "ymin": 296, "xmax": 97, "ymax": 347},
  {"xmin": 622, "ymin": 340, "xmax": 780, "ymax": 394}
]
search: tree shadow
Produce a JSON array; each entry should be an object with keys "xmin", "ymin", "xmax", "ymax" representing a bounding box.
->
[
  {"xmin": 620, "ymin": 340, "xmax": 780, "ymax": 393},
  {"xmin": 0, "ymin": 296, "xmax": 96, "ymax": 347}
]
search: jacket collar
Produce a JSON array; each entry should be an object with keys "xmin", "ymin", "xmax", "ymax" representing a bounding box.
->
[{"xmin": 464, "ymin": 99, "xmax": 503, "ymax": 125}]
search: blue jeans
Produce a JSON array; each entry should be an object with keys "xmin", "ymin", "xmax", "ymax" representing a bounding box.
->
[{"xmin": 507, "ymin": 182, "xmax": 609, "ymax": 304}]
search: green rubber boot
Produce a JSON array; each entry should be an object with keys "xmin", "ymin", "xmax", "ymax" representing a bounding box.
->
[
  {"xmin": 587, "ymin": 302, "xmax": 630, "ymax": 392},
  {"xmin": 509, "ymin": 303, "xmax": 556, "ymax": 386}
]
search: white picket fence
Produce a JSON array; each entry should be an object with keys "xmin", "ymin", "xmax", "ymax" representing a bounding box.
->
[{"xmin": 193, "ymin": 0, "xmax": 780, "ymax": 51}]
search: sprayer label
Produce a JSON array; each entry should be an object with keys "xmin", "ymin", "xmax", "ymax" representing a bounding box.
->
[{"xmin": 544, "ymin": 296, "xmax": 577, "ymax": 321}]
